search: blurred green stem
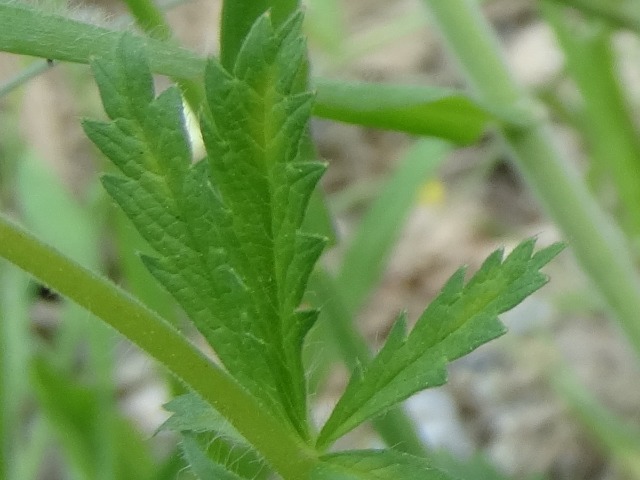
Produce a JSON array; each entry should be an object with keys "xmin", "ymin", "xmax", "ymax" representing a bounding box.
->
[
  {"xmin": 543, "ymin": 2, "xmax": 640, "ymax": 238},
  {"xmin": 0, "ymin": 60, "xmax": 52, "ymax": 98},
  {"xmin": 422, "ymin": 0, "xmax": 640, "ymax": 355},
  {"xmin": 0, "ymin": 264, "xmax": 31, "ymax": 480}
]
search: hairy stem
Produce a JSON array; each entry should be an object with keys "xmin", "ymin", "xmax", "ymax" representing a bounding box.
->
[{"xmin": 0, "ymin": 3, "xmax": 205, "ymax": 79}]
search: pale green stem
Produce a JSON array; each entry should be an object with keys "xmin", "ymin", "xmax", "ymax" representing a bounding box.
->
[
  {"xmin": 0, "ymin": 264, "xmax": 30, "ymax": 479},
  {"xmin": 0, "ymin": 4, "xmax": 205, "ymax": 79},
  {"xmin": 0, "ymin": 60, "xmax": 52, "ymax": 98}
]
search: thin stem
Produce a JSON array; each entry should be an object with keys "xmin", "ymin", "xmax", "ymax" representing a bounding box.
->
[
  {"xmin": 543, "ymin": 2, "xmax": 640, "ymax": 238},
  {"xmin": 0, "ymin": 214, "xmax": 318, "ymax": 479},
  {"xmin": 0, "ymin": 59, "xmax": 53, "ymax": 98},
  {"xmin": 0, "ymin": 264, "xmax": 31, "ymax": 479},
  {"xmin": 422, "ymin": 0, "xmax": 640, "ymax": 355}
]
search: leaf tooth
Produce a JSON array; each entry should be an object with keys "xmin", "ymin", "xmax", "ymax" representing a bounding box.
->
[
  {"xmin": 272, "ymin": 161, "xmax": 326, "ymax": 240},
  {"xmin": 91, "ymin": 34, "xmax": 154, "ymax": 122},
  {"xmin": 275, "ymin": 10, "xmax": 305, "ymax": 46},
  {"xmin": 505, "ymin": 236, "xmax": 536, "ymax": 265},
  {"xmin": 91, "ymin": 58, "xmax": 126, "ymax": 120},
  {"xmin": 274, "ymin": 13, "xmax": 306, "ymax": 94},
  {"xmin": 287, "ymin": 309, "xmax": 319, "ymax": 350},
  {"xmin": 204, "ymin": 58, "xmax": 236, "ymax": 121},
  {"xmin": 282, "ymin": 232, "xmax": 326, "ymax": 313},
  {"xmin": 115, "ymin": 34, "xmax": 155, "ymax": 118},
  {"xmin": 233, "ymin": 13, "xmax": 277, "ymax": 87},
  {"xmin": 101, "ymin": 173, "xmax": 186, "ymax": 239},
  {"xmin": 276, "ymin": 36, "xmax": 307, "ymax": 96},
  {"xmin": 142, "ymin": 87, "xmax": 191, "ymax": 186},
  {"xmin": 465, "ymin": 247, "xmax": 504, "ymax": 291},
  {"xmin": 531, "ymin": 241, "xmax": 565, "ymax": 269},
  {"xmin": 82, "ymin": 119, "xmax": 146, "ymax": 178},
  {"xmin": 269, "ymin": 93, "xmax": 315, "ymax": 165},
  {"xmin": 375, "ymin": 311, "xmax": 408, "ymax": 359}
]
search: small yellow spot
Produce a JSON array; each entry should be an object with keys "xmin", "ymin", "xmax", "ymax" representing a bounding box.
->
[{"xmin": 418, "ymin": 179, "xmax": 445, "ymax": 205}]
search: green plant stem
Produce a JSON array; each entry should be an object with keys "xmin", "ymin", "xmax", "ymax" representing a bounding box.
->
[
  {"xmin": 0, "ymin": 264, "xmax": 30, "ymax": 480},
  {"xmin": 422, "ymin": 0, "xmax": 640, "ymax": 355},
  {"xmin": 327, "ymin": 14, "xmax": 427, "ymax": 71},
  {"xmin": 0, "ymin": 214, "xmax": 318, "ymax": 479},
  {"xmin": 0, "ymin": 59, "xmax": 52, "ymax": 98},
  {"xmin": 551, "ymin": 367, "xmax": 640, "ymax": 478},
  {"xmin": 0, "ymin": 4, "xmax": 498, "ymax": 141},
  {"xmin": 0, "ymin": 3, "xmax": 205, "ymax": 79},
  {"xmin": 543, "ymin": 2, "xmax": 640, "ymax": 238}
]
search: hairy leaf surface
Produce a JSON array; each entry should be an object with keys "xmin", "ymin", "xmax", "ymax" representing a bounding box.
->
[
  {"xmin": 181, "ymin": 432, "xmax": 262, "ymax": 480},
  {"xmin": 317, "ymin": 239, "xmax": 563, "ymax": 448},
  {"xmin": 84, "ymin": 13, "xmax": 325, "ymax": 440}
]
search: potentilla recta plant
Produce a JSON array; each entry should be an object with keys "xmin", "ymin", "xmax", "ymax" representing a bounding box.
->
[{"xmin": 0, "ymin": 8, "xmax": 562, "ymax": 480}]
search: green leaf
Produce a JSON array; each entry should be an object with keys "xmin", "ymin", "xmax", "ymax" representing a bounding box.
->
[
  {"xmin": 180, "ymin": 432, "xmax": 269, "ymax": 480},
  {"xmin": 311, "ymin": 449, "xmax": 456, "ymax": 480},
  {"xmin": 317, "ymin": 239, "xmax": 564, "ymax": 448},
  {"xmin": 161, "ymin": 393, "xmax": 248, "ymax": 445},
  {"xmin": 313, "ymin": 79, "xmax": 493, "ymax": 144},
  {"xmin": 181, "ymin": 433, "xmax": 249, "ymax": 480},
  {"xmin": 84, "ymin": 14, "xmax": 325, "ymax": 440},
  {"xmin": 162, "ymin": 394, "xmax": 272, "ymax": 478}
]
